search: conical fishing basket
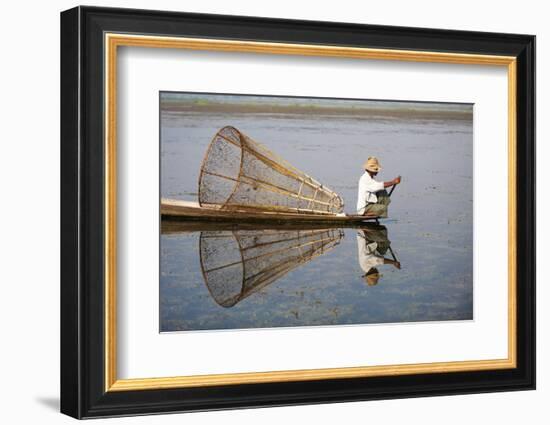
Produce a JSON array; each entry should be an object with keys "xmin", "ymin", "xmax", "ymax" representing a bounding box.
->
[
  {"xmin": 198, "ymin": 126, "xmax": 344, "ymax": 215},
  {"xmin": 199, "ymin": 228, "xmax": 344, "ymax": 308}
]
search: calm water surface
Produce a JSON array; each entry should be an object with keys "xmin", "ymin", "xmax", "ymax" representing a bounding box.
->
[{"xmin": 160, "ymin": 97, "xmax": 473, "ymax": 332}]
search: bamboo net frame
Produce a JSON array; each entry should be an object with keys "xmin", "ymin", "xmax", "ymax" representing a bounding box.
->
[
  {"xmin": 199, "ymin": 228, "xmax": 344, "ymax": 308},
  {"xmin": 198, "ymin": 126, "xmax": 344, "ymax": 215}
]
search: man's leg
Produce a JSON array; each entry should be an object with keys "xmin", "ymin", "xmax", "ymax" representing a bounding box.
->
[
  {"xmin": 364, "ymin": 190, "xmax": 391, "ymax": 218},
  {"xmin": 376, "ymin": 190, "xmax": 391, "ymax": 207},
  {"xmin": 364, "ymin": 203, "xmax": 387, "ymax": 218}
]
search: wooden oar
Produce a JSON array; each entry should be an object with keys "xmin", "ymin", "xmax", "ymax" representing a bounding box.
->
[{"xmin": 388, "ymin": 177, "xmax": 401, "ymax": 197}]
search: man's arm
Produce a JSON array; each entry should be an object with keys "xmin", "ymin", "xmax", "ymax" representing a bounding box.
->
[{"xmin": 383, "ymin": 175, "xmax": 402, "ymax": 188}]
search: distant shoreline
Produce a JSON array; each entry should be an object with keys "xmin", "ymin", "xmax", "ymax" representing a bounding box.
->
[{"xmin": 161, "ymin": 101, "xmax": 473, "ymax": 121}]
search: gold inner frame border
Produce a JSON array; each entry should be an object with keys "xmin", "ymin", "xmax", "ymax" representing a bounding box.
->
[{"xmin": 104, "ymin": 33, "xmax": 517, "ymax": 392}]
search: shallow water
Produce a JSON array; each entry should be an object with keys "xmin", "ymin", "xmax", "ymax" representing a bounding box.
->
[{"xmin": 160, "ymin": 96, "xmax": 473, "ymax": 332}]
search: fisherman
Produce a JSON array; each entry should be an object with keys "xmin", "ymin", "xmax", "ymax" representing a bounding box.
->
[
  {"xmin": 357, "ymin": 157, "xmax": 401, "ymax": 218},
  {"xmin": 356, "ymin": 226, "xmax": 400, "ymax": 286}
]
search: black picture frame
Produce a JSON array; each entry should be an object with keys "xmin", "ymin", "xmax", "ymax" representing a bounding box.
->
[{"xmin": 61, "ymin": 5, "xmax": 535, "ymax": 419}]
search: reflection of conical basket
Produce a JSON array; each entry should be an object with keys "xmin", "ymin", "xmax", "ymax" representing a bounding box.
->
[
  {"xmin": 199, "ymin": 228, "xmax": 344, "ymax": 308},
  {"xmin": 198, "ymin": 126, "xmax": 344, "ymax": 215}
]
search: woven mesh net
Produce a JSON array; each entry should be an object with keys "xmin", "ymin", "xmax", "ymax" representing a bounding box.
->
[
  {"xmin": 200, "ymin": 228, "xmax": 344, "ymax": 307},
  {"xmin": 198, "ymin": 126, "xmax": 344, "ymax": 215}
]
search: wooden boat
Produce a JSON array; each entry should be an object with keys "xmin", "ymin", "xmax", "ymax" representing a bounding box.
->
[
  {"xmin": 161, "ymin": 126, "xmax": 387, "ymax": 224},
  {"xmin": 161, "ymin": 198, "xmax": 380, "ymax": 224}
]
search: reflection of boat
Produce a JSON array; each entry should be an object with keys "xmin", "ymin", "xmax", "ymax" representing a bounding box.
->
[
  {"xmin": 199, "ymin": 227, "xmax": 344, "ymax": 308},
  {"xmin": 161, "ymin": 219, "xmax": 379, "ymax": 234},
  {"xmin": 161, "ymin": 126, "xmax": 381, "ymax": 222}
]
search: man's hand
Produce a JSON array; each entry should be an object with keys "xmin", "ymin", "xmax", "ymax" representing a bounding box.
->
[
  {"xmin": 393, "ymin": 261, "xmax": 401, "ymax": 270},
  {"xmin": 383, "ymin": 175, "xmax": 402, "ymax": 189}
]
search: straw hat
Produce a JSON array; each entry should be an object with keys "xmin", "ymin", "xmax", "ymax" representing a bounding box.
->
[
  {"xmin": 364, "ymin": 157, "xmax": 382, "ymax": 172},
  {"xmin": 364, "ymin": 268, "xmax": 380, "ymax": 286}
]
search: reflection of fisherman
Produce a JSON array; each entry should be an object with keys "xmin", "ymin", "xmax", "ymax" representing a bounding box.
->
[
  {"xmin": 357, "ymin": 157, "xmax": 401, "ymax": 218},
  {"xmin": 356, "ymin": 227, "xmax": 400, "ymax": 286}
]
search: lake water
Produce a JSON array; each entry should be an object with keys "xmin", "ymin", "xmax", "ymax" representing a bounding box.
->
[{"xmin": 160, "ymin": 95, "xmax": 473, "ymax": 332}]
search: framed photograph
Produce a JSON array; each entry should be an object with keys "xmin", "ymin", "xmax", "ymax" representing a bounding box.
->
[{"xmin": 60, "ymin": 6, "xmax": 535, "ymax": 419}]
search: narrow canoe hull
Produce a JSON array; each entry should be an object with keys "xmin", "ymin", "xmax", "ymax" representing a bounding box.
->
[{"xmin": 161, "ymin": 198, "xmax": 380, "ymax": 224}]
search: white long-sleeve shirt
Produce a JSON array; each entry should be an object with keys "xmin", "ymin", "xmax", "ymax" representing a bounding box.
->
[{"xmin": 356, "ymin": 172, "xmax": 384, "ymax": 214}]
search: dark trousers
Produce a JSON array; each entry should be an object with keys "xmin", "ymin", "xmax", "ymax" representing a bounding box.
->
[{"xmin": 364, "ymin": 190, "xmax": 391, "ymax": 218}]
